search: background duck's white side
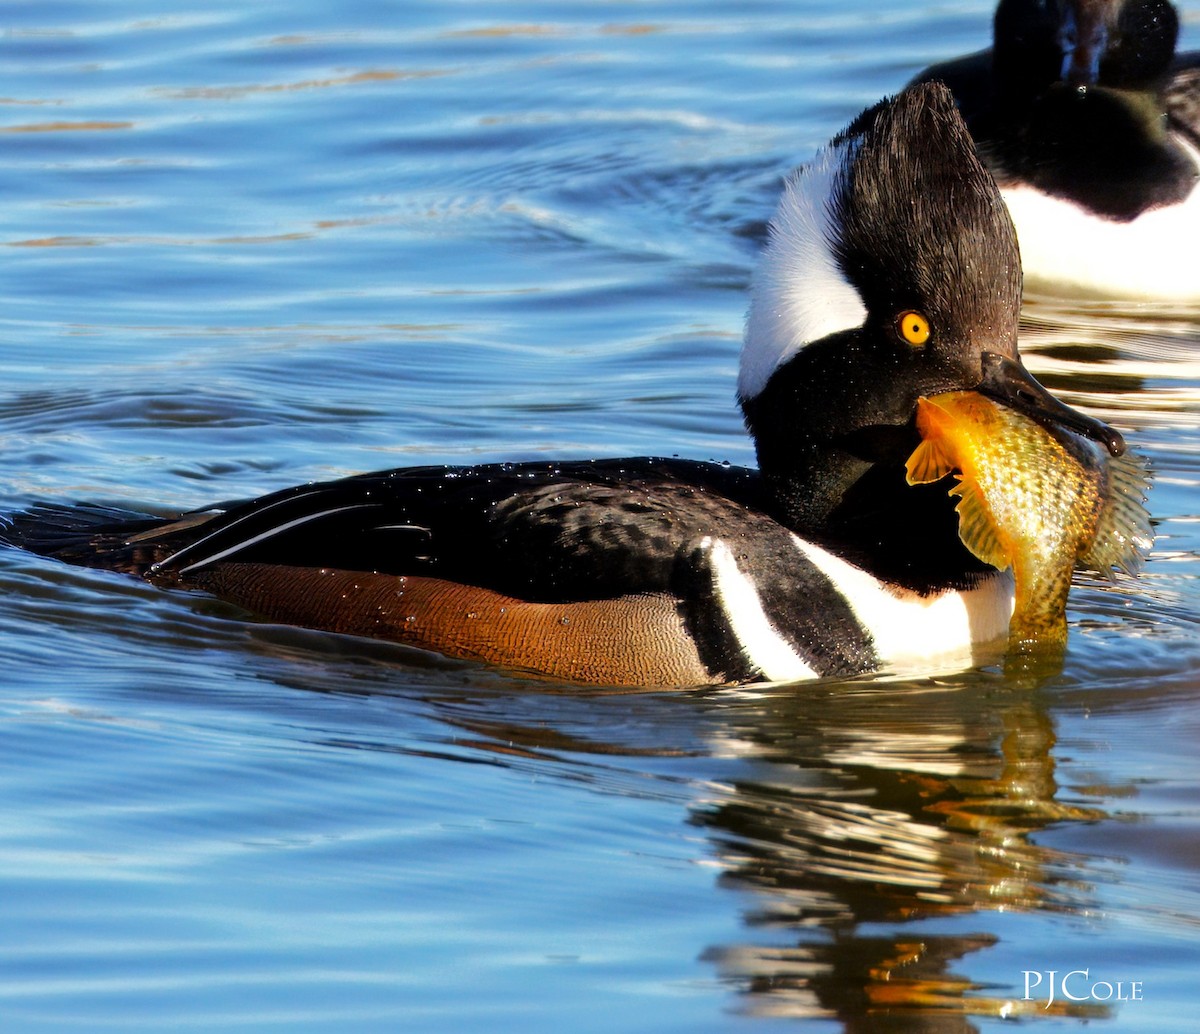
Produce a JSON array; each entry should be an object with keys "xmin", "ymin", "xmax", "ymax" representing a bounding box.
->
[{"xmin": 1001, "ymin": 151, "xmax": 1200, "ymax": 297}]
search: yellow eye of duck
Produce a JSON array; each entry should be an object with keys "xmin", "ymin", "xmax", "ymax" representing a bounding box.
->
[{"xmin": 897, "ymin": 310, "xmax": 931, "ymax": 347}]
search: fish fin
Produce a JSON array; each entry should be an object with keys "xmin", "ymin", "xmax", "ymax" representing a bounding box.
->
[
  {"xmin": 949, "ymin": 476, "xmax": 1012, "ymax": 572},
  {"xmin": 905, "ymin": 436, "xmax": 956, "ymax": 486},
  {"xmin": 1080, "ymin": 448, "xmax": 1154, "ymax": 578}
]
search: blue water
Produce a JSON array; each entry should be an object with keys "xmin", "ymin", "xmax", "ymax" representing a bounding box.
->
[{"xmin": 2, "ymin": 1, "xmax": 1198, "ymax": 1031}]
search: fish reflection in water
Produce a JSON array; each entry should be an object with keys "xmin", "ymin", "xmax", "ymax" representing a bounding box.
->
[{"xmin": 693, "ymin": 678, "xmax": 1116, "ymax": 1027}]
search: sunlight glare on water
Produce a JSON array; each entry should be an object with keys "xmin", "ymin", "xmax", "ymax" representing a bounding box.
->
[{"xmin": 1, "ymin": 1, "xmax": 1198, "ymax": 1032}]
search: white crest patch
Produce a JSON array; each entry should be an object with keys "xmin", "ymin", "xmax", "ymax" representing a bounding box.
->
[
  {"xmin": 705, "ymin": 537, "xmax": 818, "ymax": 682},
  {"xmin": 739, "ymin": 139, "xmax": 868, "ymax": 400}
]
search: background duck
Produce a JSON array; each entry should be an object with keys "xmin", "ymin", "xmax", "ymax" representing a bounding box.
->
[
  {"xmin": 915, "ymin": 0, "xmax": 1200, "ymax": 298},
  {"xmin": 0, "ymin": 84, "xmax": 1126, "ymax": 687}
]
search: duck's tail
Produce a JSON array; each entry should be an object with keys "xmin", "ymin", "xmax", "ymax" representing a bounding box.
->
[{"xmin": 0, "ymin": 502, "xmax": 190, "ymax": 577}]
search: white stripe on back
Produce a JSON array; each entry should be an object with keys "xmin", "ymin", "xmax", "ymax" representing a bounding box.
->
[{"xmin": 172, "ymin": 504, "xmax": 379, "ymax": 574}]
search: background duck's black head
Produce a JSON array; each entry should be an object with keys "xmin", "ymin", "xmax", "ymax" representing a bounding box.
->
[
  {"xmin": 994, "ymin": 0, "xmax": 1179, "ymax": 96},
  {"xmin": 741, "ymin": 82, "xmax": 1022, "ymax": 531},
  {"xmin": 987, "ymin": 0, "xmax": 1188, "ymax": 217}
]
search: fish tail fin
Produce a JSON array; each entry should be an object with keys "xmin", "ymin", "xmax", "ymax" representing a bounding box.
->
[{"xmin": 1080, "ymin": 449, "xmax": 1154, "ymax": 578}]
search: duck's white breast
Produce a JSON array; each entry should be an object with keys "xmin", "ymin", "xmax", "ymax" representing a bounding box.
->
[{"xmin": 790, "ymin": 536, "xmax": 1015, "ymax": 674}]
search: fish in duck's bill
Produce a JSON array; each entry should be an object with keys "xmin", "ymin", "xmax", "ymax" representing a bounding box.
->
[
  {"xmin": 906, "ymin": 370, "xmax": 1152, "ymax": 665},
  {"xmin": 0, "ymin": 83, "xmax": 1151, "ymax": 687}
]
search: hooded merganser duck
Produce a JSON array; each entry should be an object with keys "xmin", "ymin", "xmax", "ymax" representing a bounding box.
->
[
  {"xmin": 915, "ymin": 0, "xmax": 1200, "ymax": 297},
  {"xmin": 0, "ymin": 84, "xmax": 1126, "ymax": 687}
]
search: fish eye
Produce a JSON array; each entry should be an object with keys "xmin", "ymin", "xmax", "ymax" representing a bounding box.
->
[{"xmin": 897, "ymin": 310, "xmax": 931, "ymax": 347}]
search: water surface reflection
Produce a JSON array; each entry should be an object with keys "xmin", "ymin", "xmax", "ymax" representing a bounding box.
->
[
  {"xmin": 357, "ymin": 665, "xmax": 1129, "ymax": 1030},
  {"xmin": 693, "ymin": 678, "xmax": 1111, "ymax": 1027}
]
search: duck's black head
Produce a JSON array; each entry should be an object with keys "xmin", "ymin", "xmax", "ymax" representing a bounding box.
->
[
  {"xmin": 741, "ymin": 82, "xmax": 1019, "ymax": 533},
  {"xmin": 993, "ymin": 0, "xmax": 1179, "ymax": 96},
  {"xmin": 739, "ymin": 82, "xmax": 1120, "ymax": 555}
]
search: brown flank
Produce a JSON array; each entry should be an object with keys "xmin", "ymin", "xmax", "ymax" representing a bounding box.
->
[{"xmin": 184, "ymin": 562, "xmax": 718, "ymax": 687}]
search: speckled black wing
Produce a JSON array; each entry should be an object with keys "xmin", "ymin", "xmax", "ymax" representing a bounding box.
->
[{"xmin": 0, "ymin": 458, "xmax": 771, "ymax": 603}]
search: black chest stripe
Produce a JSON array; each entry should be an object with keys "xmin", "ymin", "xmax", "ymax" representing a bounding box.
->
[
  {"xmin": 749, "ymin": 540, "xmax": 880, "ymax": 678},
  {"xmin": 679, "ymin": 531, "xmax": 878, "ymax": 683}
]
